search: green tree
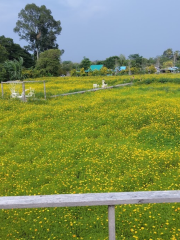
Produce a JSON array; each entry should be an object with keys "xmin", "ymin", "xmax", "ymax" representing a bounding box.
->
[
  {"xmin": 104, "ymin": 56, "xmax": 119, "ymax": 69},
  {"xmin": 163, "ymin": 60, "xmax": 173, "ymax": 68},
  {"xmin": 0, "ymin": 64, "xmax": 7, "ymax": 82},
  {"xmin": 80, "ymin": 68, "xmax": 86, "ymax": 76},
  {"xmin": 95, "ymin": 60, "xmax": 105, "ymax": 65},
  {"xmin": 145, "ymin": 65, "xmax": 156, "ymax": 74},
  {"xmin": 162, "ymin": 48, "xmax": 173, "ymax": 59},
  {"xmin": 35, "ymin": 49, "xmax": 62, "ymax": 76},
  {"xmin": 100, "ymin": 67, "xmax": 108, "ymax": 76},
  {"xmin": 14, "ymin": 4, "xmax": 62, "ymax": 59},
  {"xmin": 0, "ymin": 44, "xmax": 8, "ymax": 63},
  {"xmin": 4, "ymin": 57, "xmax": 24, "ymax": 80},
  {"xmin": 118, "ymin": 54, "xmax": 127, "ymax": 66},
  {"xmin": 128, "ymin": 54, "xmax": 143, "ymax": 68},
  {"xmin": 61, "ymin": 61, "xmax": 74, "ymax": 75},
  {"xmin": 92, "ymin": 69, "xmax": 99, "ymax": 76},
  {"xmin": 130, "ymin": 67, "xmax": 139, "ymax": 75},
  {"xmin": 0, "ymin": 35, "xmax": 34, "ymax": 68},
  {"xmin": 80, "ymin": 57, "xmax": 91, "ymax": 70},
  {"xmin": 70, "ymin": 69, "xmax": 77, "ymax": 77}
]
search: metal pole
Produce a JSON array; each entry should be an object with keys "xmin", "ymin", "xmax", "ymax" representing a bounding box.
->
[
  {"xmin": 1, "ymin": 82, "xmax": 4, "ymax": 98},
  {"xmin": 108, "ymin": 205, "xmax": 116, "ymax": 240},
  {"xmin": 44, "ymin": 81, "xmax": 46, "ymax": 99}
]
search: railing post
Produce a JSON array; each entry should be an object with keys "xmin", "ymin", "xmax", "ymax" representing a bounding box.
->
[
  {"xmin": 108, "ymin": 205, "xmax": 116, "ymax": 240},
  {"xmin": 22, "ymin": 82, "xmax": 26, "ymax": 102}
]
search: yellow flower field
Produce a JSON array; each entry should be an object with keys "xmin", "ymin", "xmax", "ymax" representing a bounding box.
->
[{"xmin": 0, "ymin": 74, "xmax": 180, "ymax": 239}]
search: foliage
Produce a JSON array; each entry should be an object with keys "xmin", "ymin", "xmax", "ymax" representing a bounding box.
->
[
  {"xmin": 91, "ymin": 69, "xmax": 100, "ymax": 76},
  {"xmin": 35, "ymin": 49, "xmax": 62, "ymax": 76},
  {"xmin": 130, "ymin": 67, "xmax": 139, "ymax": 75},
  {"xmin": 0, "ymin": 79, "xmax": 180, "ymax": 239},
  {"xmin": 70, "ymin": 69, "xmax": 77, "ymax": 77},
  {"xmin": 22, "ymin": 68, "xmax": 51, "ymax": 78},
  {"xmin": 100, "ymin": 66, "xmax": 108, "ymax": 76},
  {"xmin": 0, "ymin": 64, "xmax": 8, "ymax": 82},
  {"xmin": 104, "ymin": 56, "xmax": 119, "ymax": 69},
  {"xmin": 14, "ymin": 3, "xmax": 62, "ymax": 59},
  {"xmin": 163, "ymin": 60, "xmax": 173, "ymax": 68},
  {"xmin": 3, "ymin": 57, "xmax": 24, "ymax": 80},
  {"xmin": 61, "ymin": 61, "xmax": 74, "ymax": 75},
  {"xmin": 0, "ymin": 44, "xmax": 8, "ymax": 63},
  {"xmin": 145, "ymin": 65, "xmax": 156, "ymax": 74},
  {"xmin": 163, "ymin": 48, "xmax": 173, "ymax": 59},
  {"xmin": 80, "ymin": 57, "xmax": 91, "ymax": 70},
  {"xmin": 128, "ymin": 54, "xmax": 143, "ymax": 68},
  {"xmin": 118, "ymin": 54, "xmax": 127, "ymax": 66},
  {"xmin": 80, "ymin": 68, "xmax": 86, "ymax": 76},
  {"xmin": 0, "ymin": 35, "xmax": 34, "ymax": 68}
]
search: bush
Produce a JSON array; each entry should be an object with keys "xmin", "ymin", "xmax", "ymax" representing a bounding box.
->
[
  {"xmin": 36, "ymin": 49, "xmax": 62, "ymax": 76},
  {"xmin": 0, "ymin": 63, "xmax": 8, "ymax": 82},
  {"xmin": 22, "ymin": 68, "xmax": 53, "ymax": 79}
]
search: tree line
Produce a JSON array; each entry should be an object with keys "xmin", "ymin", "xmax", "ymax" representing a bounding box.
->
[
  {"xmin": 63, "ymin": 50, "xmax": 180, "ymax": 77},
  {"xmin": 0, "ymin": 3, "xmax": 180, "ymax": 81}
]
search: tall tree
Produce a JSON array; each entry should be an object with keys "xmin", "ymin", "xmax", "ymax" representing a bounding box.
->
[{"xmin": 14, "ymin": 4, "xmax": 62, "ymax": 59}]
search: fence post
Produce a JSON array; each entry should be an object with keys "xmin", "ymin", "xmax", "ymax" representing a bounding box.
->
[
  {"xmin": 44, "ymin": 81, "xmax": 46, "ymax": 99},
  {"xmin": 1, "ymin": 82, "xmax": 3, "ymax": 98},
  {"xmin": 108, "ymin": 205, "xmax": 116, "ymax": 240}
]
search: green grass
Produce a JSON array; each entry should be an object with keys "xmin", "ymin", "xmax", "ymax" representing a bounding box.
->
[{"xmin": 0, "ymin": 81, "xmax": 180, "ymax": 239}]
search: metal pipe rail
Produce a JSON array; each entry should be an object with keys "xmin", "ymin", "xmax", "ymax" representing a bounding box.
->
[{"xmin": 0, "ymin": 190, "xmax": 180, "ymax": 240}]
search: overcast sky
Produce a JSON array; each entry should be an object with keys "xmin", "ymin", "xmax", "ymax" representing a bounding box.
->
[{"xmin": 0, "ymin": 0, "xmax": 180, "ymax": 62}]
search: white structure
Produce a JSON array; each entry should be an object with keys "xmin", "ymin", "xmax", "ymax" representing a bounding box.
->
[
  {"xmin": 102, "ymin": 79, "xmax": 107, "ymax": 88},
  {"xmin": 1, "ymin": 80, "xmax": 46, "ymax": 102},
  {"xmin": 93, "ymin": 84, "xmax": 99, "ymax": 88},
  {"xmin": 0, "ymin": 190, "xmax": 180, "ymax": 240},
  {"xmin": 11, "ymin": 87, "xmax": 35, "ymax": 99}
]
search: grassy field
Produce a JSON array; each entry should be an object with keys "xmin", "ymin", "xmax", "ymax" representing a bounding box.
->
[{"xmin": 0, "ymin": 75, "xmax": 180, "ymax": 239}]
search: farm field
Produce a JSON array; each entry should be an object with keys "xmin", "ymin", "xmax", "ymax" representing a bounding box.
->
[
  {"xmin": 0, "ymin": 75, "xmax": 180, "ymax": 239},
  {"xmin": 2, "ymin": 73, "xmax": 180, "ymax": 99}
]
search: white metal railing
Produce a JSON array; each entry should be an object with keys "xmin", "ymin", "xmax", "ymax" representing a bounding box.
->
[
  {"xmin": 1, "ymin": 81, "xmax": 46, "ymax": 101},
  {"xmin": 0, "ymin": 190, "xmax": 180, "ymax": 240}
]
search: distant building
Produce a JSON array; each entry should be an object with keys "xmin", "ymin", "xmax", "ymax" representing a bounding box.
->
[
  {"xmin": 160, "ymin": 67, "xmax": 179, "ymax": 73},
  {"xmin": 115, "ymin": 66, "xmax": 127, "ymax": 72},
  {"xmin": 89, "ymin": 65, "xmax": 104, "ymax": 71}
]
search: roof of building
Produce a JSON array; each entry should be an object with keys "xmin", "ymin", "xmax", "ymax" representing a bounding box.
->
[
  {"xmin": 115, "ymin": 66, "xmax": 127, "ymax": 71},
  {"xmin": 89, "ymin": 65, "xmax": 103, "ymax": 71},
  {"xmin": 168, "ymin": 67, "xmax": 178, "ymax": 70},
  {"xmin": 120, "ymin": 66, "xmax": 126, "ymax": 71}
]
